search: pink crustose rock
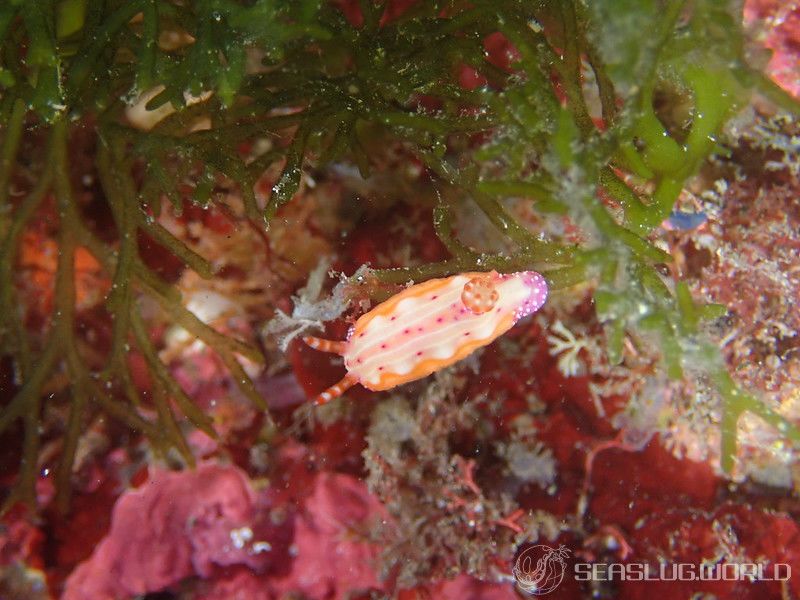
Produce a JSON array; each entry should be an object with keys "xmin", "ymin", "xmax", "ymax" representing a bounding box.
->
[{"xmin": 62, "ymin": 463, "xmax": 291, "ymax": 599}]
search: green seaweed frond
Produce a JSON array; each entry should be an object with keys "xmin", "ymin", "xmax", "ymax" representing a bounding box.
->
[{"xmin": 1, "ymin": 0, "xmax": 798, "ymax": 510}]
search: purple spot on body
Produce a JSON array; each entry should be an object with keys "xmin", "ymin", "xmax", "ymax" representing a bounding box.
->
[
  {"xmin": 436, "ymin": 317, "xmax": 444, "ymax": 323},
  {"xmin": 403, "ymin": 328, "xmax": 410, "ymax": 334},
  {"xmin": 416, "ymin": 351, "xmax": 423, "ymax": 356},
  {"xmin": 391, "ymin": 316, "xmax": 397, "ymax": 321},
  {"xmin": 378, "ymin": 366, "xmax": 384, "ymax": 371},
  {"xmin": 381, "ymin": 343, "xmax": 388, "ymax": 349},
  {"xmin": 431, "ymin": 295, "xmax": 438, "ymax": 300}
]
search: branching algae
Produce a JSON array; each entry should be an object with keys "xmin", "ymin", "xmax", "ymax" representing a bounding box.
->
[{"xmin": 0, "ymin": 0, "xmax": 799, "ymax": 512}]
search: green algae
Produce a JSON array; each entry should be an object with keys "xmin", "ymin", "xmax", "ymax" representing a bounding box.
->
[{"xmin": 0, "ymin": 0, "xmax": 798, "ymax": 511}]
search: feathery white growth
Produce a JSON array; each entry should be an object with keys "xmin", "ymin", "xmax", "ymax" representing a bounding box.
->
[
  {"xmin": 263, "ymin": 258, "xmax": 352, "ymax": 351},
  {"xmin": 501, "ymin": 440, "xmax": 557, "ymax": 489},
  {"xmin": 546, "ymin": 320, "xmax": 589, "ymax": 378}
]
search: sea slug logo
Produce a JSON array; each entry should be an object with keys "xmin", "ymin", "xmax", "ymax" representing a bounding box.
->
[
  {"xmin": 511, "ymin": 543, "xmax": 790, "ymax": 593},
  {"xmin": 513, "ymin": 544, "xmax": 570, "ymax": 595}
]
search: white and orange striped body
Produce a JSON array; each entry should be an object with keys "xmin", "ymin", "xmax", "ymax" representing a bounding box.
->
[{"xmin": 304, "ymin": 270, "xmax": 548, "ymax": 404}]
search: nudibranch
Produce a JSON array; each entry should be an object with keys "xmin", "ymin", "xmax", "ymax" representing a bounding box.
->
[{"xmin": 303, "ymin": 270, "xmax": 548, "ymax": 404}]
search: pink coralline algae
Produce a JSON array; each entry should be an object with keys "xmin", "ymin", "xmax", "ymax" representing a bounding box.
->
[
  {"xmin": 59, "ymin": 447, "xmax": 392, "ymax": 599},
  {"xmin": 192, "ymin": 569, "xmax": 276, "ymax": 600},
  {"xmin": 0, "ymin": 512, "xmax": 43, "ymax": 569},
  {"xmin": 184, "ymin": 472, "xmax": 389, "ymax": 600},
  {"xmin": 62, "ymin": 463, "xmax": 291, "ymax": 599},
  {"xmin": 197, "ymin": 470, "xmax": 391, "ymax": 600},
  {"xmin": 270, "ymin": 471, "xmax": 388, "ymax": 598},
  {"xmin": 745, "ymin": 0, "xmax": 800, "ymax": 98}
]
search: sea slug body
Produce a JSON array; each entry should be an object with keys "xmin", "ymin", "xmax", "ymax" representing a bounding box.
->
[{"xmin": 303, "ymin": 270, "xmax": 548, "ymax": 404}]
